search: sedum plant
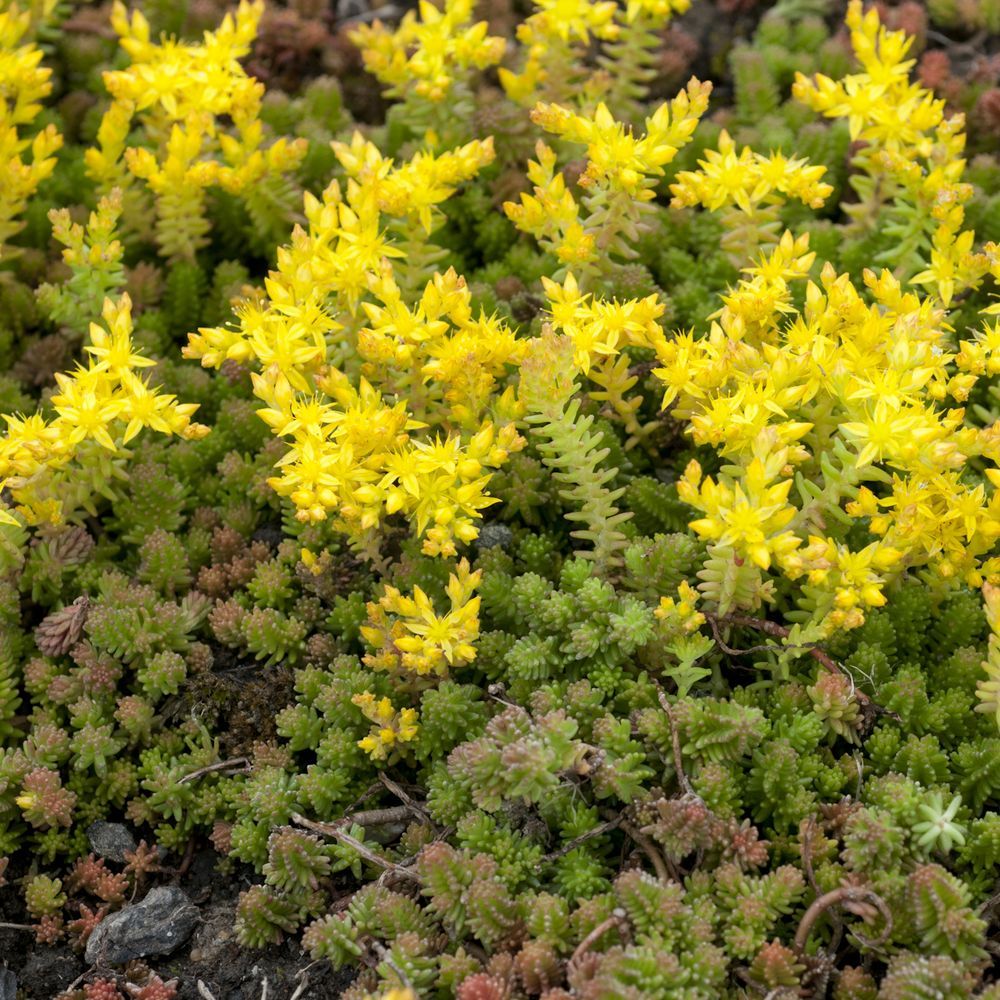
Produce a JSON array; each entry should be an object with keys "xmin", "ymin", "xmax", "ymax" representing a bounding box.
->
[
  {"xmin": 0, "ymin": 293, "xmax": 207, "ymax": 531},
  {"xmin": 86, "ymin": 0, "xmax": 306, "ymax": 258},
  {"xmin": 1, "ymin": 1, "xmax": 1000, "ymax": 997},
  {"xmin": 350, "ymin": 0, "xmax": 505, "ymax": 151},
  {"xmin": 0, "ymin": 2, "xmax": 61, "ymax": 256}
]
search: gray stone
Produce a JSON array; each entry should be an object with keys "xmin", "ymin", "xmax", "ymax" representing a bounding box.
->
[
  {"xmin": 476, "ymin": 522, "xmax": 513, "ymax": 551},
  {"xmin": 85, "ymin": 886, "xmax": 199, "ymax": 965},
  {"xmin": 86, "ymin": 821, "xmax": 137, "ymax": 864},
  {"xmin": 0, "ymin": 969, "xmax": 16, "ymax": 1000}
]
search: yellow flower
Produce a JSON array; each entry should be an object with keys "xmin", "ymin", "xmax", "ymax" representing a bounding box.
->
[
  {"xmin": 542, "ymin": 272, "xmax": 667, "ymax": 373},
  {"xmin": 361, "ymin": 559, "xmax": 481, "ymax": 678},
  {"xmin": 92, "ymin": 0, "xmax": 304, "ymax": 260},
  {"xmin": 670, "ymin": 130, "xmax": 833, "ymax": 214},
  {"xmin": 625, "ymin": 0, "xmax": 690, "ymax": 20},
  {"xmin": 655, "ymin": 580, "xmax": 706, "ymax": 634},
  {"xmin": 793, "ymin": 0, "xmax": 988, "ymax": 304},
  {"xmin": 679, "ymin": 456, "xmax": 800, "ymax": 571},
  {"xmin": 531, "ymin": 81, "xmax": 711, "ymax": 197},
  {"xmin": 351, "ymin": 0, "xmax": 504, "ymax": 104},
  {"xmin": 352, "ymin": 692, "xmax": 420, "ymax": 760},
  {"xmin": 504, "ymin": 142, "xmax": 596, "ymax": 270},
  {"xmin": 1, "ymin": 294, "xmax": 205, "ymax": 527},
  {"xmin": 0, "ymin": 3, "xmax": 62, "ymax": 251}
]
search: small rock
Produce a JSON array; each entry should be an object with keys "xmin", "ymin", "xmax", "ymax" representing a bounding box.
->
[
  {"xmin": 87, "ymin": 821, "xmax": 137, "ymax": 864},
  {"xmin": 476, "ymin": 523, "xmax": 513, "ymax": 551},
  {"xmin": 0, "ymin": 969, "xmax": 16, "ymax": 1000},
  {"xmin": 336, "ymin": 0, "xmax": 365, "ymax": 16},
  {"xmin": 251, "ymin": 523, "xmax": 284, "ymax": 550},
  {"xmin": 85, "ymin": 886, "xmax": 199, "ymax": 965}
]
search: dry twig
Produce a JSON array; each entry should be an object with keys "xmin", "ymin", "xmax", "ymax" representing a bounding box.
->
[
  {"xmin": 349, "ymin": 805, "xmax": 413, "ymax": 827},
  {"xmin": 543, "ymin": 816, "xmax": 621, "ymax": 863},
  {"xmin": 379, "ymin": 772, "xmax": 434, "ymax": 825},
  {"xmin": 291, "ymin": 813, "xmax": 421, "ymax": 882},
  {"xmin": 569, "ymin": 909, "xmax": 628, "ymax": 967},
  {"xmin": 620, "ymin": 820, "xmax": 671, "ymax": 884},
  {"xmin": 654, "ymin": 685, "xmax": 695, "ymax": 796},
  {"xmin": 794, "ymin": 885, "xmax": 891, "ymax": 954},
  {"xmin": 178, "ymin": 757, "xmax": 249, "ymax": 784},
  {"xmin": 706, "ymin": 613, "xmax": 900, "ymax": 725}
]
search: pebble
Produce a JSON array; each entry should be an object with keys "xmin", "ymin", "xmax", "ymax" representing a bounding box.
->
[
  {"xmin": 86, "ymin": 821, "xmax": 137, "ymax": 864},
  {"xmin": 0, "ymin": 969, "xmax": 16, "ymax": 1000},
  {"xmin": 85, "ymin": 886, "xmax": 199, "ymax": 965},
  {"xmin": 476, "ymin": 522, "xmax": 514, "ymax": 551}
]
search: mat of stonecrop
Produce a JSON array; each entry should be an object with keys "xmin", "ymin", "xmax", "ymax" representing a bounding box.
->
[{"xmin": 4, "ymin": 0, "xmax": 1000, "ymax": 997}]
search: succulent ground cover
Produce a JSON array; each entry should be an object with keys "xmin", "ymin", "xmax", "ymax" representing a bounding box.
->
[{"xmin": 3, "ymin": 0, "xmax": 1000, "ymax": 997}]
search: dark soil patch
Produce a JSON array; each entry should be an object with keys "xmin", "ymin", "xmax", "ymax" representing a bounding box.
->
[{"xmin": 2, "ymin": 846, "xmax": 356, "ymax": 999}]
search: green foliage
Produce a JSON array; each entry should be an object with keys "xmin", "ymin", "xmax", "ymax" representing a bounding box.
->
[{"xmin": 2, "ymin": 3, "xmax": 1000, "ymax": 995}]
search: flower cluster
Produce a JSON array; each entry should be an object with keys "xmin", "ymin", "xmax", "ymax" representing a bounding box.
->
[
  {"xmin": 669, "ymin": 129, "xmax": 833, "ymax": 263},
  {"xmin": 186, "ymin": 135, "xmax": 524, "ymax": 561},
  {"xmin": 0, "ymin": 295, "xmax": 207, "ymax": 527},
  {"xmin": 87, "ymin": 0, "xmax": 306, "ymax": 259},
  {"xmin": 793, "ymin": 0, "xmax": 989, "ymax": 305},
  {"xmin": 4, "ymin": 1, "xmax": 1000, "ymax": 995},
  {"xmin": 0, "ymin": 2, "xmax": 62, "ymax": 254},
  {"xmin": 500, "ymin": 0, "xmax": 691, "ymax": 119},
  {"xmin": 361, "ymin": 559, "xmax": 481, "ymax": 681},
  {"xmin": 35, "ymin": 190, "xmax": 126, "ymax": 337},
  {"xmin": 654, "ymin": 221, "xmax": 1000, "ymax": 637},
  {"xmin": 350, "ymin": 0, "xmax": 504, "ymax": 108},
  {"xmin": 499, "ymin": 0, "xmax": 620, "ymax": 108},
  {"xmin": 541, "ymin": 271, "xmax": 670, "ymax": 445},
  {"xmin": 351, "ymin": 692, "xmax": 420, "ymax": 761},
  {"xmin": 505, "ymin": 81, "xmax": 711, "ymax": 284}
]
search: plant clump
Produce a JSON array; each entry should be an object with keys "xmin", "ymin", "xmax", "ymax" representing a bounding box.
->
[{"xmin": 2, "ymin": 0, "xmax": 1000, "ymax": 996}]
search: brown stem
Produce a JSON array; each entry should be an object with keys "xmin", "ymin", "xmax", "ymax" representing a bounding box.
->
[
  {"xmin": 0, "ymin": 921, "xmax": 34, "ymax": 931},
  {"xmin": 711, "ymin": 613, "xmax": 842, "ymax": 671},
  {"xmin": 705, "ymin": 613, "xmax": 787, "ymax": 659},
  {"xmin": 171, "ymin": 836, "xmax": 197, "ymax": 883},
  {"xmin": 655, "ymin": 685, "xmax": 695, "ymax": 796},
  {"xmin": 372, "ymin": 940, "xmax": 414, "ymax": 990},
  {"xmin": 569, "ymin": 909, "xmax": 628, "ymax": 967},
  {"xmin": 620, "ymin": 820, "xmax": 671, "ymax": 884},
  {"xmin": 178, "ymin": 757, "xmax": 249, "ymax": 784},
  {"xmin": 486, "ymin": 683, "xmax": 522, "ymax": 710},
  {"xmin": 288, "ymin": 958, "xmax": 326, "ymax": 1000},
  {"xmin": 799, "ymin": 818, "xmax": 844, "ymax": 955},
  {"xmin": 794, "ymin": 886, "xmax": 891, "ymax": 954},
  {"xmin": 709, "ymin": 613, "xmax": 896, "ymax": 719},
  {"xmin": 800, "ymin": 818, "xmax": 820, "ymax": 897},
  {"xmin": 379, "ymin": 772, "xmax": 433, "ymax": 825},
  {"xmin": 343, "ymin": 781, "xmax": 383, "ymax": 814},
  {"xmin": 977, "ymin": 889, "xmax": 1000, "ymax": 915},
  {"xmin": 349, "ymin": 806, "xmax": 414, "ymax": 827},
  {"xmin": 291, "ymin": 813, "xmax": 421, "ymax": 883},
  {"xmin": 543, "ymin": 817, "xmax": 621, "ymax": 863}
]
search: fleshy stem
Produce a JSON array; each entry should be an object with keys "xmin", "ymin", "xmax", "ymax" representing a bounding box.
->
[{"xmin": 598, "ymin": 11, "xmax": 663, "ymax": 124}]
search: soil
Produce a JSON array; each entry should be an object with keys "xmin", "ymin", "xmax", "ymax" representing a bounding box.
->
[{"xmin": 1, "ymin": 847, "xmax": 356, "ymax": 999}]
